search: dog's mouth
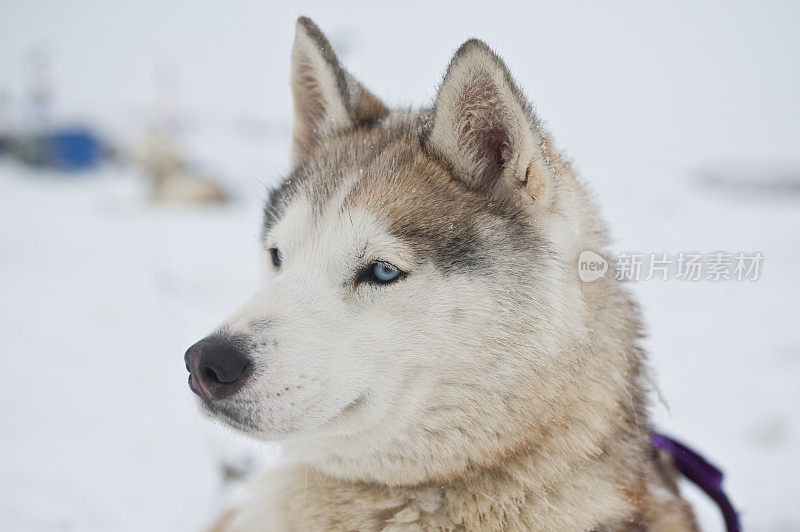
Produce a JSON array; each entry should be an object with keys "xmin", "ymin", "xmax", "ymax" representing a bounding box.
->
[
  {"xmin": 198, "ymin": 397, "xmax": 261, "ymax": 433},
  {"xmin": 339, "ymin": 393, "xmax": 367, "ymax": 417},
  {"xmin": 190, "ymin": 369, "xmax": 370, "ymax": 438},
  {"xmin": 313, "ymin": 392, "xmax": 369, "ymax": 433}
]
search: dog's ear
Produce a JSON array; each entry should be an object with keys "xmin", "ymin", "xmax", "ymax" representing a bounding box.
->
[
  {"xmin": 290, "ymin": 17, "xmax": 388, "ymax": 163},
  {"xmin": 423, "ymin": 40, "xmax": 554, "ymax": 202}
]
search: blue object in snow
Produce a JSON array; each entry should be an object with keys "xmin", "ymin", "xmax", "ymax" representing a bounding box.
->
[{"xmin": 46, "ymin": 127, "xmax": 103, "ymax": 170}]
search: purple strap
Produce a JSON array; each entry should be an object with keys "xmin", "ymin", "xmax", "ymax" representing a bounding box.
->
[{"xmin": 651, "ymin": 432, "xmax": 741, "ymax": 532}]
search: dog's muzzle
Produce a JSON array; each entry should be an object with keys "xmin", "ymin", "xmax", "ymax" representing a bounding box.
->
[{"xmin": 185, "ymin": 336, "xmax": 252, "ymax": 401}]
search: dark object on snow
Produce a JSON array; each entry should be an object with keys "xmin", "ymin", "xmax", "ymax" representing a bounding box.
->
[
  {"xmin": 652, "ymin": 432, "xmax": 741, "ymax": 532},
  {"xmin": 696, "ymin": 163, "xmax": 800, "ymax": 196},
  {"xmin": 8, "ymin": 126, "xmax": 105, "ymax": 171}
]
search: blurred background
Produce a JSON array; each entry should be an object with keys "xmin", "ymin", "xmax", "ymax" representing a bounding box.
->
[{"xmin": 1, "ymin": 1, "xmax": 798, "ymax": 530}]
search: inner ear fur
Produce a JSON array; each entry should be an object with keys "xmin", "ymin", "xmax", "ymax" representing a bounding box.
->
[{"xmin": 422, "ymin": 39, "xmax": 554, "ymax": 202}]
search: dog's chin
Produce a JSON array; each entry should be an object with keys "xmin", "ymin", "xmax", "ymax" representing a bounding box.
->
[{"xmin": 197, "ymin": 399, "xmax": 263, "ymax": 435}]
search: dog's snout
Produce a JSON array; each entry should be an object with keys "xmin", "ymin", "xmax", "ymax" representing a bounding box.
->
[{"xmin": 185, "ymin": 336, "xmax": 251, "ymax": 400}]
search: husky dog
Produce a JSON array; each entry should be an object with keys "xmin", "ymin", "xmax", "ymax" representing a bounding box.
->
[{"xmin": 185, "ymin": 17, "xmax": 698, "ymax": 531}]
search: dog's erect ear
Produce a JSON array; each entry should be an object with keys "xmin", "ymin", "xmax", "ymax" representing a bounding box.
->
[
  {"xmin": 423, "ymin": 40, "xmax": 553, "ymax": 201},
  {"xmin": 290, "ymin": 17, "xmax": 388, "ymax": 162}
]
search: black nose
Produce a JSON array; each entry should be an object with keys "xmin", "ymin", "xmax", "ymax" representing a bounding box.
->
[{"xmin": 185, "ymin": 336, "xmax": 251, "ymax": 400}]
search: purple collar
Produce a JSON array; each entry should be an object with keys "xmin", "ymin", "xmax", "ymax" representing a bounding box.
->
[{"xmin": 651, "ymin": 432, "xmax": 741, "ymax": 532}]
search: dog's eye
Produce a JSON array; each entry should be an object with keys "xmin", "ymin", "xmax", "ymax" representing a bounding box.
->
[
  {"xmin": 269, "ymin": 248, "xmax": 283, "ymax": 269},
  {"xmin": 367, "ymin": 262, "xmax": 402, "ymax": 284}
]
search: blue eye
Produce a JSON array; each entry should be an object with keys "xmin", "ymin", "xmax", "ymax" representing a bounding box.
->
[{"xmin": 371, "ymin": 262, "xmax": 401, "ymax": 284}]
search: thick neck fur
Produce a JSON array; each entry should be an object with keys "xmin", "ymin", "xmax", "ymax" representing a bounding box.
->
[{"xmin": 273, "ymin": 419, "xmax": 648, "ymax": 530}]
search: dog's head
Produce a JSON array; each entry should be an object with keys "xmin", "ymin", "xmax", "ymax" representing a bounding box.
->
[{"xmin": 186, "ymin": 17, "xmax": 603, "ymax": 484}]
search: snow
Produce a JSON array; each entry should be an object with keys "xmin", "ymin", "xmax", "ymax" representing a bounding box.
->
[{"xmin": 2, "ymin": 1, "xmax": 800, "ymax": 530}]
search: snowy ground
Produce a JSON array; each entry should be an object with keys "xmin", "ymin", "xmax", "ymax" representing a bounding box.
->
[{"xmin": 2, "ymin": 1, "xmax": 800, "ymax": 530}]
